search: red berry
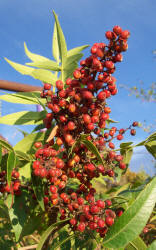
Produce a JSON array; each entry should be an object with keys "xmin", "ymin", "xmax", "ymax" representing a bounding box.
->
[
  {"xmin": 121, "ymin": 30, "xmax": 130, "ymax": 39},
  {"xmin": 70, "ymin": 218, "xmax": 77, "ymax": 226},
  {"xmin": 77, "ymin": 222, "xmax": 86, "ymax": 232},
  {"xmin": 56, "ymin": 80, "xmax": 63, "ymax": 90},
  {"xmin": 119, "ymin": 162, "xmax": 126, "ymax": 170},
  {"xmin": 50, "ymin": 185, "xmax": 57, "ymax": 193},
  {"xmin": 44, "ymin": 83, "xmax": 51, "ymax": 90},
  {"xmin": 97, "ymin": 219, "xmax": 105, "ymax": 228},
  {"xmin": 113, "ymin": 25, "xmax": 122, "ymax": 35},
  {"xmin": 132, "ymin": 121, "xmax": 138, "ymax": 127},
  {"xmin": 96, "ymin": 200, "xmax": 105, "ymax": 209},
  {"xmin": 117, "ymin": 134, "xmax": 123, "ymax": 140},
  {"xmin": 105, "ymin": 216, "xmax": 114, "ymax": 226},
  {"xmin": 97, "ymin": 91, "xmax": 106, "ymax": 101},
  {"xmin": 130, "ymin": 129, "xmax": 136, "ymax": 136}
]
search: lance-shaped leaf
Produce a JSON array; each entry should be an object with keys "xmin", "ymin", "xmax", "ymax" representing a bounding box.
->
[
  {"xmin": 0, "ymin": 111, "xmax": 46, "ymax": 125},
  {"xmin": 0, "ymin": 138, "xmax": 13, "ymax": 152},
  {"xmin": 0, "ymin": 92, "xmax": 46, "ymax": 105},
  {"xmin": 31, "ymin": 174, "xmax": 44, "ymax": 211},
  {"xmin": 52, "ymin": 22, "xmax": 60, "ymax": 63},
  {"xmin": 81, "ymin": 138, "xmax": 105, "ymax": 166},
  {"xmin": 37, "ymin": 219, "xmax": 69, "ymax": 250},
  {"xmin": 31, "ymin": 68, "xmax": 57, "ymax": 84},
  {"xmin": 24, "ymin": 42, "xmax": 51, "ymax": 62},
  {"xmin": 14, "ymin": 132, "xmax": 45, "ymax": 152},
  {"xmin": 147, "ymin": 240, "xmax": 156, "ymax": 250},
  {"xmin": 7, "ymin": 151, "xmax": 16, "ymax": 185},
  {"xmin": 6, "ymin": 191, "xmax": 29, "ymax": 241},
  {"xmin": 102, "ymin": 177, "xmax": 156, "ymax": 249},
  {"xmin": 5, "ymin": 58, "xmax": 57, "ymax": 85},
  {"xmin": 67, "ymin": 44, "xmax": 89, "ymax": 57},
  {"xmin": 145, "ymin": 140, "xmax": 156, "ymax": 159},
  {"xmin": 120, "ymin": 142, "xmax": 133, "ymax": 148},
  {"xmin": 125, "ymin": 236, "xmax": 147, "ymax": 250},
  {"xmin": 53, "ymin": 11, "xmax": 67, "ymax": 65},
  {"xmin": 15, "ymin": 150, "xmax": 31, "ymax": 162},
  {"xmin": 26, "ymin": 60, "xmax": 61, "ymax": 71}
]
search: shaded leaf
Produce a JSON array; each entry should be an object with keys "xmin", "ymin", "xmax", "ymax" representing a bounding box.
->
[
  {"xmin": 7, "ymin": 151, "xmax": 16, "ymax": 185},
  {"xmin": 145, "ymin": 140, "xmax": 156, "ymax": 159},
  {"xmin": 32, "ymin": 174, "xmax": 45, "ymax": 211},
  {"xmin": 19, "ymin": 163, "xmax": 31, "ymax": 179},
  {"xmin": 147, "ymin": 240, "xmax": 156, "ymax": 250},
  {"xmin": 125, "ymin": 237, "xmax": 147, "ymax": 250},
  {"xmin": 7, "ymin": 190, "xmax": 29, "ymax": 241},
  {"xmin": 37, "ymin": 219, "xmax": 69, "ymax": 250},
  {"xmin": 102, "ymin": 177, "xmax": 156, "ymax": 249},
  {"xmin": 0, "ymin": 138, "xmax": 13, "ymax": 152},
  {"xmin": 120, "ymin": 142, "xmax": 133, "ymax": 148},
  {"xmin": 81, "ymin": 138, "xmax": 105, "ymax": 166}
]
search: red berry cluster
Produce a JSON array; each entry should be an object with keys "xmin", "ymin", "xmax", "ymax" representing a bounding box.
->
[
  {"xmin": 0, "ymin": 169, "xmax": 21, "ymax": 195},
  {"xmin": 32, "ymin": 26, "xmax": 138, "ymax": 236}
]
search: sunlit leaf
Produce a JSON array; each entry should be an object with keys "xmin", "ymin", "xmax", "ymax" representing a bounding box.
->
[{"xmin": 102, "ymin": 177, "xmax": 156, "ymax": 249}]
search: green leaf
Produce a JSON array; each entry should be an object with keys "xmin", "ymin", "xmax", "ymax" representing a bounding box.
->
[
  {"xmin": 19, "ymin": 163, "xmax": 31, "ymax": 179},
  {"xmin": 21, "ymin": 213, "xmax": 44, "ymax": 237},
  {"xmin": 5, "ymin": 58, "xmax": 57, "ymax": 85},
  {"xmin": 14, "ymin": 132, "xmax": 45, "ymax": 153},
  {"xmin": 7, "ymin": 191, "xmax": 29, "ymax": 241},
  {"xmin": 15, "ymin": 150, "xmax": 31, "ymax": 162},
  {"xmin": 120, "ymin": 142, "xmax": 133, "ymax": 148},
  {"xmin": 31, "ymin": 68, "xmax": 57, "ymax": 85},
  {"xmin": 67, "ymin": 44, "xmax": 89, "ymax": 57},
  {"xmin": 0, "ymin": 111, "xmax": 46, "ymax": 125},
  {"xmin": 0, "ymin": 138, "xmax": 13, "ymax": 152},
  {"xmin": 31, "ymin": 174, "xmax": 45, "ymax": 211},
  {"xmin": 36, "ymin": 219, "xmax": 69, "ymax": 250},
  {"xmin": 5, "ymin": 57, "xmax": 34, "ymax": 75},
  {"xmin": 120, "ymin": 148, "xmax": 133, "ymax": 165},
  {"xmin": 125, "ymin": 237, "xmax": 147, "ymax": 250},
  {"xmin": 107, "ymin": 119, "xmax": 119, "ymax": 124},
  {"xmin": 52, "ymin": 22, "xmax": 60, "ymax": 63},
  {"xmin": 7, "ymin": 151, "xmax": 16, "ymax": 185},
  {"xmin": 62, "ymin": 53, "xmax": 83, "ymax": 81},
  {"xmin": 26, "ymin": 60, "xmax": 61, "ymax": 71},
  {"xmin": 145, "ymin": 141, "xmax": 156, "ymax": 159},
  {"xmin": 53, "ymin": 11, "xmax": 67, "ymax": 65},
  {"xmin": 147, "ymin": 240, "xmax": 156, "ymax": 250},
  {"xmin": 0, "ymin": 92, "xmax": 46, "ymax": 105},
  {"xmin": 24, "ymin": 42, "xmax": 51, "ymax": 62},
  {"xmin": 58, "ymin": 229, "xmax": 71, "ymax": 250},
  {"xmin": 81, "ymin": 139, "xmax": 105, "ymax": 166},
  {"xmin": 102, "ymin": 177, "xmax": 156, "ymax": 249}
]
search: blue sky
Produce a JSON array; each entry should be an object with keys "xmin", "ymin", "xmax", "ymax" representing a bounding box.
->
[{"xmin": 0, "ymin": 0, "xmax": 155, "ymax": 175}]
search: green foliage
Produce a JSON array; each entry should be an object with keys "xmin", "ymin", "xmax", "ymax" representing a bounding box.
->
[{"xmin": 102, "ymin": 177, "xmax": 156, "ymax": 248}]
